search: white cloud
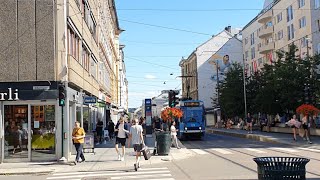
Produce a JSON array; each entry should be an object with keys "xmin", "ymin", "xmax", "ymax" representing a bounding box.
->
[{"xmin": 145, "ymin": 74, "xmax": 157, "ymax": 79}]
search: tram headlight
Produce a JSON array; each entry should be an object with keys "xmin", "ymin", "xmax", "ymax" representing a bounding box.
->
[
  {"xmin": 199, "ymin": 127, "xmax": 202, "ymax": 130},
  {"xmin": 185, "ymin": 127, "xmax": 187, "ymax": 131}
]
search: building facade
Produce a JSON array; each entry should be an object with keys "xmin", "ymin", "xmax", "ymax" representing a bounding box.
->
[
  {"xmin": 242, "ymin": 0, "xmax": 320, "ymax": 76},
  {"xmin": 180, "ymin": 28, "xmax": 243, "ymax": 126},
  {"xmin": 0, "ymin": 0, "xmax": 124, "ymax": 163}
]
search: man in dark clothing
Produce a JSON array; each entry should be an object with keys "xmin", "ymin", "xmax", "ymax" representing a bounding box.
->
[
  {"xmin": 96, "ymin": 120, "xmax": 103, "ymax": 144},
  {"xmin": 108, "ymin": 121, "xmax": 115, "ymax": 140},
  {"xmin": 153, "ymin": 116, "xmax": 163, "ymax": 131}
]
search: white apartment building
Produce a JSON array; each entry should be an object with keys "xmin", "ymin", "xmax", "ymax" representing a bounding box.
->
[
  {"xmin": 242, "ymin": 0, "xmax": 320, "ymax": 76},
  {"xmin": 180, "ymin": 27, "xmax": 243, "ymax": 125}
]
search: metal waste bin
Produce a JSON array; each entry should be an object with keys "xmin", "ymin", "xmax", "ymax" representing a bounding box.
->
[
  {"xmin": 253, "ymin": 157, "xmax": 310, "ymax": 180},
  {"xmin": 156, "ymin": 132, "xmax": 171, "ymax": 155}
]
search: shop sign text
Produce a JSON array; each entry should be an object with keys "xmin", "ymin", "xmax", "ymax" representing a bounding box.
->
[{"xmin": 0, "ymin": 88, "xmax": 19, "ymax": 101}]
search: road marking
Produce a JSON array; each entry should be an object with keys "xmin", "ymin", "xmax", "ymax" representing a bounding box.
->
[
  {"xmin": 210, "ymin": 148, "xmax": 233, "ymax": 154},
  {"xmin": 191, "ymin": 149, "xmax": 209, "ymax": 155},
  {"xmin": 298, "ymin": 147, "xmax": 320, "ymax": 153},
  {"xmin": 111, "ymin": 173, "xmax": 172, "ymax": 179},
  {"xmin": 271, "ymin": 148, "xmax": 299, "ymax": 153},
  {"xmin": 52, "ymin": 167, "xmax": 169, "ymax": 176},
  {"xmin": 47, "ymin": 170, "xmax": 170, "ymax": 179},
  {"xmin": 244, "ymin": 148, "xmax": 267, "ymax": 154}
]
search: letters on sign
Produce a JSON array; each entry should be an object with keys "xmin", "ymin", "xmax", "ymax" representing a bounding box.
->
[{"xmin": 0, "ymin": 88, "xmax": 19, "ymax": 101}]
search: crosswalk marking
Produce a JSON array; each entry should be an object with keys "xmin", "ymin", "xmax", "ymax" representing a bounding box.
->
[
  {"xmin": 210, "ymin": 148, "xmax": 233, "ymax": 154},
  {"xmin": 298, "ymin": 147, "xmax": 320, "ymax": 153},
  {"xmin": 244, "ymin": 148, "xmax": 267, "ymax": 154},
  {"xmin": 270, "ymin": 148, "xmax": 299, "ymax": 153},
  {"xmin": 111, "ymin": 174, "xmax": 172, "ymax": 179},
  {"xmin": 47, "ymin": 167, "xmax": 174, "ymax": 180},
  {"xmin": 191, "ymin": 149, "xmax": 209, "ymax": 155}
]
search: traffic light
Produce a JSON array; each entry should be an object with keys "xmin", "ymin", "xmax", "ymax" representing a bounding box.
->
[
  {"xmin": 172, "ymin": 91, "xmax": 179, "ymax": 107},
  {"xmin": 168, "ymin": 90, "xmax": 179, "ymax": 107},
  {"xmin": 58, "ymin": 83, "xmax": 66, "ymax": 106},
  {"xmin": 168, "ymin": 90, "xmax": 174, "ymax": 107}
]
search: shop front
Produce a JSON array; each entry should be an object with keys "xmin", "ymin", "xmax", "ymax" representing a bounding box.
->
[{"xmin": 0, "ymin": 82, "xmax": 59, "ymax": 163}]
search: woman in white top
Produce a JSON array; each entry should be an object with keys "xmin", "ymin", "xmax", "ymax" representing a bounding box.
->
[
  {"xmin": 170, "ymin": 121, "xmax": 181, "ymax": 149},
  {"xmin": 288, "ymin": 115, "xmax": 300, "ymax": 141}
]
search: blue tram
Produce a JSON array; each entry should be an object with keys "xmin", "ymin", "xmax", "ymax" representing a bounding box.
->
[{"xmin": 177, "ymin": 100, "xmax": 206, "ymax": 140}]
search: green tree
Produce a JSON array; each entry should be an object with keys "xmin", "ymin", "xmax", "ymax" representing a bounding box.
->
[{"xmin": 219, "ymin": 63, "xmax": 245, "ymax": 117}]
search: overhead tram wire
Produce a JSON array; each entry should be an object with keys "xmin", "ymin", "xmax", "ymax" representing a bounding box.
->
[
  {"xmin": 125, "ymin": 56, "xmax": 179, "ymax": 70},
  {"xmin": 117, "ymin": 8, "xmax": 320, "ymax": 12}
]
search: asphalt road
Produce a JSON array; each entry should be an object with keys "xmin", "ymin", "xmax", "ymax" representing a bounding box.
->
[{"xmin": 2, "ymin": 134, "xmax": 320, "ymax": 180}]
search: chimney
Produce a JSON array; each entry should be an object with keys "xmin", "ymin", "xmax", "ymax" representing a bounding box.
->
[{"xmin": 225, "ymin": 26, "xmax": 231, "ymax": 33}]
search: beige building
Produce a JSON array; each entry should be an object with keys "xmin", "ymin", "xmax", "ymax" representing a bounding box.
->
[
  {"xmin": 242, "ymin": 0, "xmax": 320, "ymax": 75},
  {"xmin": 0, "ymin": 0, "xmax": 124, "ymax": 163},
  {"xmin": 179, "ymin": 52, "xmax": 198, "ymax": 100}
]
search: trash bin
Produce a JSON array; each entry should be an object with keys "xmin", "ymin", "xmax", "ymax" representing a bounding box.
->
[
  {"xmin": 156, "ymin": 132, "xmax": 171, "ymax": 155},
  {"xmin": 253, "ymin": 157, "xmax": 310, "ymax": 180}
]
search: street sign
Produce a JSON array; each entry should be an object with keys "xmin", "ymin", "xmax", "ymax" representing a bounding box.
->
[{"xmin": 84, "ymin": 96, "xmax": 97, "ymax": 104}]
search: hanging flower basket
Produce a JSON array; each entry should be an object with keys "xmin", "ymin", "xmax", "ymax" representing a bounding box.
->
[
  {"xmin": 296, "ymin": 104, "xmax": 320, "ymax": 116},
  {"xmin": 161, "ymin": 107, "xmax": 183, "ymax": 123}
]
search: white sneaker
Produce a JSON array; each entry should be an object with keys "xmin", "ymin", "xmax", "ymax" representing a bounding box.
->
[
  {"xmin": 117, "ymin": 154, "xmax": 121, "ymax": 161},
  {"xmin": 121, "ymin": 156, "xmax": 124, "ymax": 161}
]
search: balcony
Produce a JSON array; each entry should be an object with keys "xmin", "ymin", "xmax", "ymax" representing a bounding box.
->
[
  {"xmin": 260, "ymin": 42, "xmax": 274, "ymax": 54},
  {"xmin": 259, "ymin": 26, "xmax": 273, "ymax": 38},
  {"xmin": 258, "ymin": 10, "xmax": 273, "ymax": 23}
]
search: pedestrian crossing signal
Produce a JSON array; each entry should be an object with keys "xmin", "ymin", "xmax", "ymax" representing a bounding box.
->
[{"xmin": 59, "ymin": 84, "xmax": 65, "ymax": 106}]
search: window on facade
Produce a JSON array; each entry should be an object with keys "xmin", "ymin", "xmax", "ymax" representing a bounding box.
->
[
  {"xmin": 67, "ymin": 27, "xmax": 80, "ymax": 60},
  {"xmin": 90, "ymin": 56, "xmax": 97, "ymax": 79},
  {"xmin": 250, "ymin": 33, "xmax": 255, "ymax": 45},
  {"xmin": 245, "ymin": 38, "xmax": 248, "ymax": 45},
  {"xmin": 83, "ymin": 0, "xmax": 90, "ymax": 24},
  {"xmin": 251, "ymin": 47, "xmax": 255, "ymax": 59},
  {"xmin": 299, "ymin": 16, "xmax": 306, "ymax": 28},
  {"xmin": 287, "ymin": 5, "xmax": 293, "ymax": 22},
  {"xmin": 88, "ymin": 13, "xmax": 97, "ymax": 41},
  {"xmin": 82, "ymin": 45, "xmax": 90, "ymax": 71},
  {"xmin": 266, "ymin": 37, "xmax": 273, "ymax": 44},
  {"xmin": 245, "ymin": 51, "xmax": 248, "ymax": 59},
  {"xmin": 277, "ymin": 30, "xmax": 283, "ymax": 40},
  {"xmin": 266, "ymin": 21, "xmax": 273, "ymax": 27},
  {"xmin": 298, "ymin": 0, "xmax": 305, "ymax": 8},
  {"xmin": 301, "ymin": 37, "xmax": 308, "ymax": 47},
  {"xmin": 316, "ymin": 0, "xmax": 320, "ymax": 9},
  {"xmin": 317, "ymin": 19, "xmax": 320, "ymax": 31},
  {"xmin": 277, "ymin": 13, "xmax": 282, "ymax": 23},
  {"xmin": 287, "ymin": 24, "xmax": 294, "ymax": 40}
]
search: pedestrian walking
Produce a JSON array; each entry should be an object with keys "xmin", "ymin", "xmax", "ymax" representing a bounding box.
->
[
  {"xmin": 108, "ymin": 120, "xmax": 115, "ymax": 140},
  {"xmin": 96, "ymin": 119, "xmax": 103, "ymax": 145},
  {"xmin": 129, "ymin": 118, "xmax": 144, "ymax": 171},
  {"xmin": 301, "ymin": 115, "xmax": 312, "ymax": 144},
  {"xmin": 72, "ymin": 121, "xmax": 86, "ymax": 165},
  {"xmin": 246, "ymin": 113, "xmax": 253, "ymax": 134},
  {"xmin": 114, "ymin": 117, "xmax": 129, "ymax": 161},
  {"xmin": 170, "ymin": 121, "xmax": 181, "ymax": 149},
  {"xmin": 287, "ymin": 115, "xmax": 301, "ymax": 141}
]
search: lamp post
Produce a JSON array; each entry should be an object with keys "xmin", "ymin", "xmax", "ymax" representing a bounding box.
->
[{"xmin": 242, "ymin": 55, "xmax": 248, "ymax": 118}]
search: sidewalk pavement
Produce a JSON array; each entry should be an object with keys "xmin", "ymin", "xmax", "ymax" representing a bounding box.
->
[
  {"xmin": 206, "ymin": 127, "xmax": 320, "ymax": 149},
  {"xmin": 0, "ymin": 135, "xmax": 194, "ymax": 175}
]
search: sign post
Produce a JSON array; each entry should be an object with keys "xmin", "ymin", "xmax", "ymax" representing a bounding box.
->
[{"xmin": 145, "ymin": 99, "xmax": 152, "ymax": 135}]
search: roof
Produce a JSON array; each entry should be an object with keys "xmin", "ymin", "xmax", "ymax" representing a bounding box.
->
[{"xmin": 109, "ymin": 0, "xmax": 124, "ymax": 34}]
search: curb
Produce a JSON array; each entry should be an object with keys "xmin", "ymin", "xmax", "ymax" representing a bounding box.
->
[
  {"xmin": 206, "ymin": 129, "xmax": 286, "ymax": 144},
  {"xmin": 0, "ymin": 171, "xmax": 54, "ymax": 176}
]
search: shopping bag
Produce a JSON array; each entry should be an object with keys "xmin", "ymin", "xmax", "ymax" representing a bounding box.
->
[{"xmin": 141, "ymin": 146, "xmax": 152, "ymax": 160}]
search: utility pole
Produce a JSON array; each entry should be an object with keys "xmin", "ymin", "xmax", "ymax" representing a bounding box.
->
[
  {"xmin": 242, "ymin": 55, "xmax": 248, "ymax": 117},
  {"xmin": 216, "ymin": 60, "xmax": 220, "ymax": 106},
  {"xmin": 177, "ymin": 75, "xmax": 195, "ymax": 99}
]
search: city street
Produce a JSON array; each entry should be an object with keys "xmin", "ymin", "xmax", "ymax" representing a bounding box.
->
[{"xmin": 1, "ymin": 134, "xmax": 320, "ymax": 180}]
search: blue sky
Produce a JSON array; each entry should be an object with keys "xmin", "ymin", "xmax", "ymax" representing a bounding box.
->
[{"xmin": 115, "ymin": 0, "xmax": 265, "ymax": 108}]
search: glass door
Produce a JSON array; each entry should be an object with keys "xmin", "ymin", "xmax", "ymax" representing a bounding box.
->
[
  {"xmin": 3, "ymin": 105, "xmax": 29, "ymax": 162},
  {"xmin": 31, "ymin": 105, "xmax": 56, "ymax": 161}
]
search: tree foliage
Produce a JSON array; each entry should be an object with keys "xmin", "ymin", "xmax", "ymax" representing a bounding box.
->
[{"xmin": 219, "ymin": 44, "xmax": 320, "ymax": 117}]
